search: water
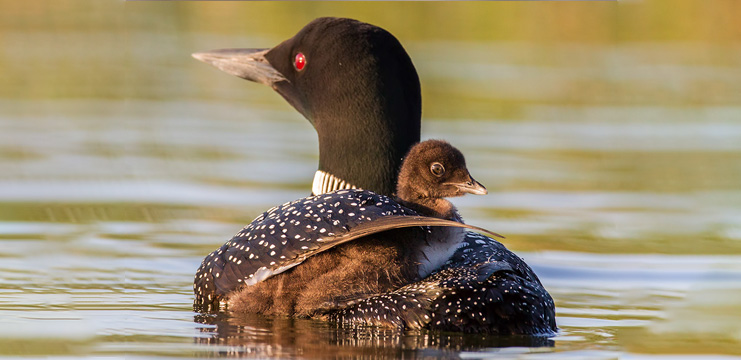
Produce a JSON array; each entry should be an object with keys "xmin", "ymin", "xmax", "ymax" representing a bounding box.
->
[{"xmin": 2, "ymin": 1, "xmax": 741, "ymax": 359}]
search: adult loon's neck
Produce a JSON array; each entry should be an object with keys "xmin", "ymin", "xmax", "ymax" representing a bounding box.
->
[
  {"xmin": 314, "ymin": 115, "xmax": 419, "ymax": 196},
  {"xmin": 311, "ymin": 170, "xmax": 359, "ymax": 195}
]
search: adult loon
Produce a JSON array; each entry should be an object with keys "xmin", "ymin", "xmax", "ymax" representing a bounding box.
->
[
  {"xmin": 193, "ymin": 17, "xmax": 556, "ymax": 335},
  {"xmin": 198, "ymin": 140, "xmax": 496, "ymax": 317}
]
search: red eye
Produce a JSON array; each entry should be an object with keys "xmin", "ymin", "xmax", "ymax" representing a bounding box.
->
[{"xmin": 294, "ymin": 52, "xmax": 306, "ymax": 71}]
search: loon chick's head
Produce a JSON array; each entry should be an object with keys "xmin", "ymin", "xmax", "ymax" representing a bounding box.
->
[
  {"xmin": 396, "ymin": 140, "xmax": 487, "ymax": 219},
  {"xmin": 193, "ymin": 17, "xmax": 421, "ymax": 196}
]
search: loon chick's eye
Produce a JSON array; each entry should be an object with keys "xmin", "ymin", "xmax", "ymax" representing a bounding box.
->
[
  {"xmin": 430, "ymin": 162, "xmax": 445, "ymax": 177},
  {"xmin": 294, "ymin": 52, "xmax": 307, "ymax": 71}
]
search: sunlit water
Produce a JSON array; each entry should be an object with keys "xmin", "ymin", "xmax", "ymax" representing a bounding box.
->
[{"xmin": 2, "ymin": 2, "xmax": 741, "ymax": 359}]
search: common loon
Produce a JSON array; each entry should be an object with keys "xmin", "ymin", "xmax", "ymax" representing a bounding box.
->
[
  {"xmin": 196, "ymin": 140, "xmax": 496, "ymax": 317},
  {"xmin": 193, "ymin": 17, "xmax": 556, "ymax": 335}
]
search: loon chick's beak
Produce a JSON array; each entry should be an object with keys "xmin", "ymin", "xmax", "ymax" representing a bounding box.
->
[
  {"xmin": 455, "ymin": 176, "xmax": 488, "ymax": 195},
  {"xmin": 192, "ymin": 48, "xmax": 287, "ymax": 87}
]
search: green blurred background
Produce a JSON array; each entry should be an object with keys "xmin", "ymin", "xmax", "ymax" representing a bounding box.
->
[{"xmin": 4, "ymin": 1, "xmax": 740, "ymax": 106}]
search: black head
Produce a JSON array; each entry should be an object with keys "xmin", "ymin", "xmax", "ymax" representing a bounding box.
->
[
  {"xmin": 193, "ymin": 17, "xmax": 421, "ymax": 196},
  {"xmin": 396, "ymin": 140, "xmax": 487, "ymax": 201}
]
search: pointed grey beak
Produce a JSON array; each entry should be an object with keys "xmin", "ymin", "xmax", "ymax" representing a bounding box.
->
[
  {"xmin": 192, "ymin": 48, "xmax": 287, "ymax": 87},
  {"xmin": 455, "ymin": 176, "xmax": 488, "ymax": 195}
]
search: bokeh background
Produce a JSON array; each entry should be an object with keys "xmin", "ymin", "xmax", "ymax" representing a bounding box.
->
[{"xmin": 1, "ymin": 1, "xmax": 740, "ymax": 358}]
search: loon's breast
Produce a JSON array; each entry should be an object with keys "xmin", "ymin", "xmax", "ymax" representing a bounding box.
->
[
  {"xmin": 415, "ymin": 226, "xmax": 465, "ymax": 279},
  {"xmin": 409, "ymin": 209, "xmax": 468, "ymax": 280}
]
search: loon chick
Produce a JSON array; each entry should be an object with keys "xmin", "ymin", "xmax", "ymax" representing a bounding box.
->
[
  {"xmin": 193, "ymin": 17, "xmax": 556, "ymax": 335},
  {"xmin": 195, "ymin": 140, "xmax": 497, "ymax": 317},
  {"xmin": 394, "ymin": 139, "xmax": 488, "ymax": 279},
  {"xmin": 396, "ymin": 139, "xmax": 487, "ymax": 220}
]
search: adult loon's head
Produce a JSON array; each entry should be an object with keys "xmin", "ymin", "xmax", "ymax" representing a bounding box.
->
[{"xmin": 193, "ymin": 17, "xmax": 421, "ymax": 196}]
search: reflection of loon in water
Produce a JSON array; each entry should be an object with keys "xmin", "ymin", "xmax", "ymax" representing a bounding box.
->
[
  {"xmin": 193, "ymin": 313, "xmax": 555, "ymax": 357},
  {"xmin": 193, "ymin": 16, "xmax": 556, "ymax": 334},
  {"xmin": 196, "ymin": 140, "xmax": 495, "ymax": 318}
]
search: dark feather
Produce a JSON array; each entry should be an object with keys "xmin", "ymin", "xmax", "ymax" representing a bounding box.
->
[{"xmin": 194, "ymin": 189, "xmax": 501, "ymax": 307}]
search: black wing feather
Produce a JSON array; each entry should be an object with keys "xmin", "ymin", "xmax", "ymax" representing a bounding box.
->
[{"xmin": 194, "ymin": 189, "xmax": 502, "ymax": 307}]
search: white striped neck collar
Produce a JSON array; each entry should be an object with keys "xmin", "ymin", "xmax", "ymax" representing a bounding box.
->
[{"xmin": 311, "ymin": 170, "xmax": 359, "ymax": 195}]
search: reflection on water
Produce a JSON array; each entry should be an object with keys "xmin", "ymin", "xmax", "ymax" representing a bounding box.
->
[
  {"xmin": 2, "ymin": 0, "xmax": 741, "ymax": 359},
  {"xmin": 194, "ymin": 314, "xmax": 554, "ymax": 358}
]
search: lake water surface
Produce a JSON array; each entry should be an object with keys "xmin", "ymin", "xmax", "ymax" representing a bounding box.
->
[{"xmin": 2, "ymin": 1, "xmax": 741, "ymax": 359}]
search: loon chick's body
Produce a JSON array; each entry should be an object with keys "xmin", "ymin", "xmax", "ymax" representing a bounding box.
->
[
  {"xmin": 193, "ymin": 17, "xmax": 556, "ymax": 335},
  {"xmin": 194, "ymin": 140, "xmax": 495, "ymax": 317}
]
